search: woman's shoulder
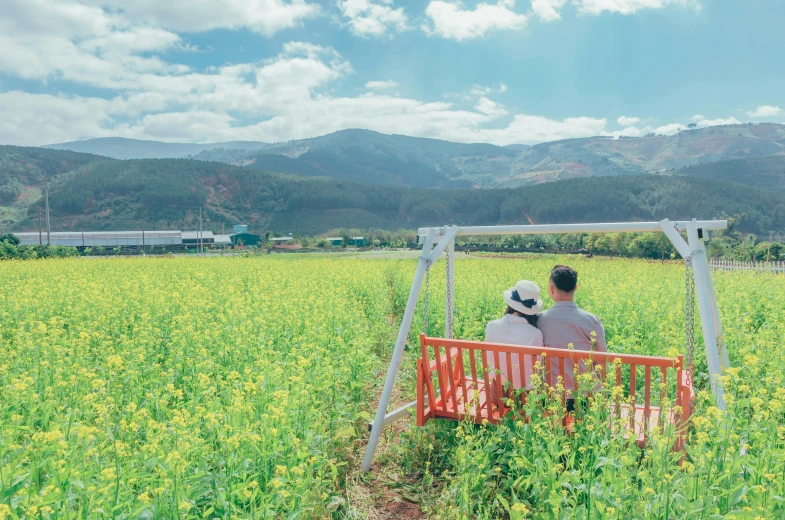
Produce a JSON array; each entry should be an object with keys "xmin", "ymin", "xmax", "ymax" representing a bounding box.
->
[
  {"xmin": 532, "ymin": 325, "xmax": 544, "ymax": 343},
  {"xmin": 486, "ymin": 316, "xmax": 508, "ymax": 330}
]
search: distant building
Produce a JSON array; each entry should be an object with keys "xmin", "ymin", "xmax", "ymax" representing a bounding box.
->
[
  {"xmin": 182, "ymin": 231, "xmax": 214, "ymax": 245},
  {"xmin": 231, "ymin": 232, "xmax": 263, "ymax": 247},
  {"xmin": 213, "ymin": 234, "xmax": 232, "ymax": 246},
  {"xmin": 13, "ymin": 231, "xmax": 181, "ymax": 247},
  {"xmin": 233, "ymin": 224, "xmax": 248, "ymax": 234}
]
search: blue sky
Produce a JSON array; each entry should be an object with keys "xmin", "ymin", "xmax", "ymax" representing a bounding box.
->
[{"xmin": 0, "ymin": 0, "xmax": 783, "ymax": 146}]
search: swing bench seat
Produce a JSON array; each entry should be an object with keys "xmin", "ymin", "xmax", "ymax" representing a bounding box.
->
[{"xmin": 416, "ymin": 334, "xmax": 695, "ymax": 450}]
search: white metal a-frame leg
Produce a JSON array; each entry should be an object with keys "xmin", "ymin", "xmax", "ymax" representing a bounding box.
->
[
  {"xmin": 361, "ymin": 226, "xmax": 459, "ymax": 472},
  {"xmin": 659, "ymin": 219, "xmax": 728, "ymax": 408}
]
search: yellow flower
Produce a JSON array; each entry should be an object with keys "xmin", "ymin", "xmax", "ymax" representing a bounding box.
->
[{"xmin": 106, "ymin": 355, "xmax": 124, "ymax": 369}]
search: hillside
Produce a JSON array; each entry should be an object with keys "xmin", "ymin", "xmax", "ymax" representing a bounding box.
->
[
  {"xmin": 43, "ymin": 124, "xmax": 785, "ymax": 189},
  {"xmin": 676, "ymin": 155, "xmax": 785, "ymax": 191},
  {"xmin": 507, "ymin": 123, "xmax": 785, "ymax": 182},
  {"xmin": 43, "ymin": 137, "xmax": 272, "ymax": 160},
  {"xmin": 3, "ymin": 145, "xmax": 784, "ymax": 237},
  {"xmin": 238, "ymin": 129, "xmax": 520, "ymax": 188}
]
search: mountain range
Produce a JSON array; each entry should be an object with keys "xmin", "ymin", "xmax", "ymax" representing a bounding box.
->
[
  {"xmin": 2, "ymin": 143, "xmax": 785, "ymax": 237},
  {"xmin": 44, "ymin": 123, "xmax": 785, "ymax": 189}
]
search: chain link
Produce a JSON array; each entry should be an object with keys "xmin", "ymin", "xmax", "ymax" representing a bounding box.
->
[
  {"xmin": 684, "ymin": 257, "xmax": 696, "ymax": 386},
  {"xmin": 446, "ymin": 247, "xmax": 453, "ymax": 339}
]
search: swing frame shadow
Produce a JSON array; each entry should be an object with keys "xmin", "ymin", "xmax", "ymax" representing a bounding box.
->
[{"xmin": 361, "ymin": 218, "xmax": 729, "ymax": 472}]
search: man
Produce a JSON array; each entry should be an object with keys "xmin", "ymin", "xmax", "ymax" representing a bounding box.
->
[{"xmin": 537, "ymin": 265, "xmax": 606, "ymax": 412}]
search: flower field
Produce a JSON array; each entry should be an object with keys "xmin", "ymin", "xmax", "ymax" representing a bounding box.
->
[{"xmin": 1, "ymin": 255, "xmax": 784, "ymax": 519}]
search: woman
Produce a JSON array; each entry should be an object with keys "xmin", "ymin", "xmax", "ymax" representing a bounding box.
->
[{"xmin": 486, "ymin": 280, "xmax": 544, "ymax": 407}]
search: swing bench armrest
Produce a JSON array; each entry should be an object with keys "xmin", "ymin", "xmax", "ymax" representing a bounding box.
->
[
  {"xmin": 427, "ymin": 357, "xmax": 447, "ymax": 373},
  {"xmin": 422, "ymin": 347, "xmax": 463, "ymax": 393},
  {"xmin": 426, "ymin": 357, "xmax": 454, "ymax": 385}
]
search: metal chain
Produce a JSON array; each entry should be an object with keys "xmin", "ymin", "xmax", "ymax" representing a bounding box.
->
[
  {"xmin": 684, "ymin": 257, "xmax": 696, "ymax": 386},
  {"xmin": 445, "ymin": 248, "xmax": 453, "ymax": 339},
  {"xmin": 423, "ymin": 260, "xmax": 431, "ymax": 335}
]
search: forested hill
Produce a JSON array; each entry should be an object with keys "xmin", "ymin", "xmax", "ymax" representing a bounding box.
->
[
  {"xmin": 676, "ymin": 155, "xmax": 785, "ymax": 191},
  {"xmin": 43, "ymin": 124, "xmax": 785, "ymax": 189},
  {"xmin": 2, "ymin": 145, "xmax": 784, "ymax": 236},
  {"xmin": 42, "ymin": 137, "xmax": 271, "ymax": 160}
]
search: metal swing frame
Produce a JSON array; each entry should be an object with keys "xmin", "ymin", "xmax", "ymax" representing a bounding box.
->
[{"xmin": 361, "ymin": 218, "xmax": 730, "ymax": 472}]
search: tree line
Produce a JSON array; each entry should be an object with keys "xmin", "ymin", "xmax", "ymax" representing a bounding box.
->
[{"xmin": 0, "ymin": 234, "xmax": 79, "ymax": 260}]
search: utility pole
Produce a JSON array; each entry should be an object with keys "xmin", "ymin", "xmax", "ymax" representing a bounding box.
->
[
  {"xmin": 767, "ymin": 231, "xmax": 773, "ymax": 263},
  {"xmin": 44, "ymin": 175, "xmax": 51, "ymax": 245},
  {"xmin": 199, "ymin": 207, "xmax": 203, "ymax": 255},
  {"xmin": 142, "ymin": 209, "xmax": 146, "ymax": 255},
  {"xmin": 38, "ymin": 208, "xmax": 43, "ymax": 245}
]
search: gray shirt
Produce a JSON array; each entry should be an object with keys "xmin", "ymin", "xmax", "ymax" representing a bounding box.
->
[{"xmin": 537, "ymin": 301, "xmax": 606, "ymax": 390}]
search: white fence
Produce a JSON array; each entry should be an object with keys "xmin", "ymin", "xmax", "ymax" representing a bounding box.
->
[{"xmin": 710, "ymin": 259, "xmax": 785, "ymax": 275}]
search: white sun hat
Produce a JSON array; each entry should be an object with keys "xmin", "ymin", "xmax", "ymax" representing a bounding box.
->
[{"xmin": 503, "ymin": 280, "xmax": 543, "ymax": 315}]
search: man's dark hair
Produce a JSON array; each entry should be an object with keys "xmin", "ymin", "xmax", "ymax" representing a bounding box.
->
[{"xmin": 550, "ymin": 265, "xmax": 578, "ymax": 293}]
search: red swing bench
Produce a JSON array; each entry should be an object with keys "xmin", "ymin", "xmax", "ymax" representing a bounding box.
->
[{"xmin": 416, "ymin": 334, "xmax": 695, "ymax": 450}]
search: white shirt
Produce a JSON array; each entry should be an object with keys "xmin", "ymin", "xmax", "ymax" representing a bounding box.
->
[{"xmin": 485, "ymin": 314, "xmax": 544, "ymax": 389}]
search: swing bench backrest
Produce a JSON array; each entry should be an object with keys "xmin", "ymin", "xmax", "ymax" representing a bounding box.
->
[{"xmin": 416, "ymin": 334, "xmax": 694, "ymax": 450}]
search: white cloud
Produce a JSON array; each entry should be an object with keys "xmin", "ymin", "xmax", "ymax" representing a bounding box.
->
[
  {"xmin": 531, "ymin": 0, "xmax": 568, "ymax": 21},
  {"xmin": 654, "ymin": 123, "xmax": 686, "ymax": 135},
  {"xmin": 694, "ymin": 116, "xmax": 740, "ymax": 127},
  {"xmin": 116, "ymin": 111, "xmax": 237, "ymax": 143},
  {"xmin": 424, "ymin": 0, "xmax": 527, "ymax": 41},
  {"xmin": 0, "ymin": 0, "xmax": 191, "ymax": 88},
  {"xmin": 0, "ymin": 1, "xmax": 742, "ymax": 149},
  {"xmin": 365, "ymin": 80, "xmax": 399, "ymax": 90},
  {"xmin": 647, "ymin": 115, "xmax": 738, "ymax": 136},
  {"xmin": 0, "ymin": 39, "xmax": 611, "ymax": 147},
  {"xmin": 338, "ymin": 0, "xmax": 408, "ymax": 37},
  {"xmin": 474, "ymin": 96, "xmax": 508, "ymax": 118},
  {"xmin": 576, "ymin": 0, "xmax": 696, "ymax": 16},
  {"xmin": 0, "ymin": 91, "xmax": 111, "ymax": 146},
  {"xmin": 616, "ymin": 115, "xmax": 641, "ymax": 126},
  {"xmin": 78, "ymin": 0, "xmax": 320, "ymax": 35},
  {"xmin": 610, "ymin": 126, "xmax": 645, "ymax": 138},
  {"xmin": 746, "ymin": 105, "xmax": 782, "ymax": 118},
  {"xmin": 479, "ymin": 115, "xmax": 608, "ymax": 144},
  {"xmin": 470, "ymin": 83, "xmax": 509, "ymax": 95}
]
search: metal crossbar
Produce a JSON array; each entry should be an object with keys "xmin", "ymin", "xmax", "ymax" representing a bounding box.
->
[{"xmin": 417, "ymin": 220, "xmax": 727, "ymax": 240}]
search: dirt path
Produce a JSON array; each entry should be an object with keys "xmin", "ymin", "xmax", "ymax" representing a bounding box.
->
[{"xmin": 343, "ymin": 353, "xmax": 428, "ymax": 518}]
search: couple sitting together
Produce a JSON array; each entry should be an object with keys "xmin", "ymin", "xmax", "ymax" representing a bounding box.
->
[{"xmin": 486, "ymin": 265, "xmax": 606, "ymax": 413}]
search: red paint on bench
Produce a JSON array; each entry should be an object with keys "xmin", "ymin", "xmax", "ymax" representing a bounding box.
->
[{"xmin": 416, "ymin": 334, "xmax": 694, "ymax": 450}]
